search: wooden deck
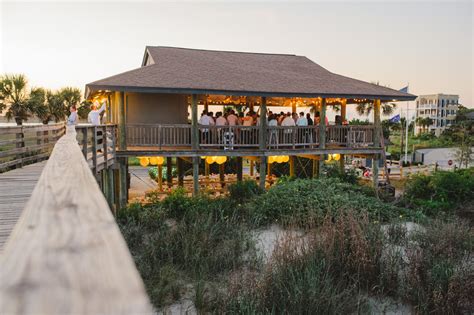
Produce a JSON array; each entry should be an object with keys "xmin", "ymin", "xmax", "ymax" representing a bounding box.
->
[{"xmin": 0, "ymin": 161, "xmax": 46, "ymax": 252}]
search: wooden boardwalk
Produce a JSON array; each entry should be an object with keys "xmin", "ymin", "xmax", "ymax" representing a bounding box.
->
[{"xmin": 0, "ymin": 162, "xmax": 46, "ymax": 252}]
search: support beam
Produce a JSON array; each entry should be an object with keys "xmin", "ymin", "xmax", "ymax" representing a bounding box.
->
[
  {"xmin": 312, "ymin": 159, "xmax": 318, "ymax": 178},
  {"xmin": 177, "ymin": 157, "xmax": 184, "ymax": 187},
  {"xmin": 119, "ymin": 158, "xmax": 128, "ymax": 209},
  {"xmin": 157, "ymin": 165, "xmax": 163, "ymax": 192},
  {"xmin": 289, "ymin": 156, "xmax": 295, "ymax": 177},
  {"xmin": 259, "ymin": 97, "xmax": 267, "ymax": 150},
  {"xmin": 340, "ymin": 99, "xmax": 347, "ymax": 173},
  {"xmin": 219, "ymin": 163, "xmax": 225, "ymax": 188},
  {"xmin": 292, "ymin": 102, "xmax": 296, "ymax": 114},
  {"xmin": 259, "ymin": 156, "xmax": 267, "ymax": 189},
  {"xmin": 191, "ymin": 94, "xmax": 199, "ymax": 150},
  {"xmin": 373, "ymin": 99, "xmax": 381, "ymax": 189},
  {"xmin": 250, "ymin": 160, "xmax": 254, "ymax": 177},
  {"xmin": 166, "ymin": 157, "xmax": 173, "ymax": 188},
  {"xmin": 318, "ymin": 98, "xmax": 327, "ymax": 175},
  {"xmin": 192, "ymin": 156, "xmax": 199, "ymax": 195},
  {"xmin": 107, "ymin": 167, "xmax": 115, "ymax": 214},
  {"xmin": 117, "ymin": 91, "xmax": 126, "ymax": 150},
  {"xmin": 204, "ymin": 160, "xmax": 210, "ymax": 177},
  {"xmin": 236, "ymin": 157, "xmax": 243, "ymax": 181}
]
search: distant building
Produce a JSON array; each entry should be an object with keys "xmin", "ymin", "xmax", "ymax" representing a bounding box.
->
[{"xmin": 415, "ymin": 94, "xmax": 459, "ymax": 136}]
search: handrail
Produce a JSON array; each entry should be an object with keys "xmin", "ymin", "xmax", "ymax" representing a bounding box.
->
[
  {"xmin": 0, "ymin": 126, "xmax": 152, "ymax": 314},
  {"xmin": 0, "ymin": 123, "xmax": 66, "ymax": 172}
]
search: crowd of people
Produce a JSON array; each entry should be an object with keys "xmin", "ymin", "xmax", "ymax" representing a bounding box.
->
[{"xmin": 198, "ymin": 108, "xmax": 348, "ymax": 127}]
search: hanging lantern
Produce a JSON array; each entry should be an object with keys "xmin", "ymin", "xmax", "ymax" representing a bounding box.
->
[
  {"xmin": 156, "ymin": 156, "xmax": 165, "ymax": 165},
  {"xmin": 149, "ymin": 157, "xmax": 159, "ymax": 165},
  {"xmin": 216, "ymin": 156, "xmax": 227, "ymax": 164},
  {"xmin": 268, "ymin": 156, "xmax": 275, "ymax": 164},
  {"xmin": 206, "ymin": 156, "xmax": 215, "ymax": 164},
  {"xmin": 282, "ymin": 155, "xmax": 290, "ymax": 163},
  {"xmin": 325, "ymin": 154, "xmax": 333, "ymax": 162},
  {"xmin": 201, "ymin": 156, "xmax": 207, "ymax": 159},
  {"xmin": 275, "ymin": 156, "xmax": 284, "ymax": 163},
  {"xmin": 139, "ymin": 157, "xmax": 150, "ymax": 167},
  {"xmin": 332, "ymin": 154, "xmax": 341, "ymax": 161}
]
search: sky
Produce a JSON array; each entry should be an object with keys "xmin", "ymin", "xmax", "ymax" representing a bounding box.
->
[{"xmin": 1, "ymin": 0, "xmax": 473, "ymax": 120}]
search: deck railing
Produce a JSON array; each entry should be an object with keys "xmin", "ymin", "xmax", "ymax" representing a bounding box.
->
[
  {"xmin": 76, "ymin": 124, "xmax": 117, "ymax": 174},
  {"xmin": 0, "ymin": 123, "xmax": 66, "ymax": 172},
  {"xmin": 0, "ymin": 125, "xmax": 152, "ymax": 314},
  {"xmin": 125, "ymin": 123, "xmax": 376, "ymax": 150}
]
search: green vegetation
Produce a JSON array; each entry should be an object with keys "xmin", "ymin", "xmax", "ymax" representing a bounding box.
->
[{"xmin": 118, "ymin": 170, "xmax": 473, "ymax": 314}]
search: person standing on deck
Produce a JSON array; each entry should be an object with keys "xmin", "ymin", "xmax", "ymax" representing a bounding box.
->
[
  {"xmin": 67, "ymin": 106, "xmax": 78, "ymax": 126},
  {"xmin": 88, "ymin": 101, "xmax": 106, "ymax": 126},
  {"xmin": 227, "ymin": 110, "xmax": 238, "ymax": 126},
  {"xmin": 296, "ymin": 112, "xmax": 308, "ymax": 126}
]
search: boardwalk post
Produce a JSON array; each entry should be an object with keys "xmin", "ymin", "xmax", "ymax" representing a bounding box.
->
[
  {"xmin": 177, "ymin": 157, "xmax": 184, "ymax": 187},
  {"xmin": 191, "ymin": 94, "xmax": 199, "ymax": 195},
  {"xmin": 259, "ymin": 97, "xmax": 267, "ymax": 189},
  {"xmin": 166, "ymin": 157, "xmax": 173, "ymax": 188},
  {"xmin": 340, "ymin": 98, "xmax": 347, "ymax": 173},
  {"xmin": 318, "ymin": 98, "xmax": 327, "ymax": 176},
  {"xmin": 117, "ymin": 91, "xmax": 128, "ymax": 209},
  {"xmin": 81, "ymin": 127, "xmax": 88, "ymax": 159},
  {"xmin": 15, "ymin": 128, "xmax": 25, "ymax": 168},
  {"xmin": 236, "ymin": 157, "xmax": 243, "ymax": 181},
  {"xmin": 373, "ymin": 99, "xmax": 381, "ymax": 189},
  {"xmin": 289, "ymin": 156, "xmax": 295, "ymax": 177},
  {"xmin": 92, "ymin": 126, "xmax": 98, "ymax": 176}
]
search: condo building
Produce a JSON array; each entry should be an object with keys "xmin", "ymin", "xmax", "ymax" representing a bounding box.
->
[{"xmin": 415, "ymin": 94, "xmax": 459, "ymax": 136}]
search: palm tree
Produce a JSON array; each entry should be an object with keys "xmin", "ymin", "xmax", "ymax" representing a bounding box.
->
[
  {"xmin": 59, "ymin": 87, "xmax": 81, "ymax": 108},
  {"xmin": 29, "ymin": 87, "xmax": 50, "ymax": 124},
  {"xmin": 356, "ymin": 102, "xmax": 397, "ymax": 116},
  {"xmin": 0, "ymin": 74, "xmax": 35, "ymax": 125}
]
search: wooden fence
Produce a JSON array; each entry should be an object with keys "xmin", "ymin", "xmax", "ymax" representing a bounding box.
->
[
  {"xmin": 0, "ymin": 123, "xmax": 65, "ymax": 172},
  {"xmin": 0, "ymin": 125, "xmax": 152, "ymax": 314}
]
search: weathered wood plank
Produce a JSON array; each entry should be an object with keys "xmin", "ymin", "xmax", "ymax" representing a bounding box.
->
[{"xmin": 0, "ymin": 126, "xmax": 152, "ymax": 315}]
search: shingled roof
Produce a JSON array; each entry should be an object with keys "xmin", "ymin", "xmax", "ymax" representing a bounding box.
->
[{"xmin": 86, "ymin": 46, "xmax": 416, "ymax": 101}]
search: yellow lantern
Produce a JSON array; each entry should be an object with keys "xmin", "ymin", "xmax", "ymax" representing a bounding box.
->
[
  {"xmin": 201, "ymin": 156, "xmax": 207, "ymax": 159},
  {"xmin": 216, "ymin": 156, "xmax": 227, "ymax": 164},
  {"xmin": 332, "ymin": 153, "xmax": 341, "ymax": 161},
  {"xmin": 149, "ymin": 157, "xmax": 159, "ymax": 165},
  {"xmin": 139, "ymin": 157, "xmax": 150, "ymax": 167},
  {"xmin": 325, "ymin": 154, "xmax": 332, "ymax": 162},
  {"xmin": 206, "ymin": 156, "xmax": 215, "ymax": 164},
  {"xmin": 156, "ymin": 156, "xmax": 165, "ymax": 165},
  {"xmin": 282, "ymin": 155, "xmax": 290, "ymax": 163},
  {"xmin": 276, "ymin": 156, "xmax": 285, "ymax": 163},
  {"xmin": 268, "ymin": 156, "xmax": 275, "ymax": 164}
]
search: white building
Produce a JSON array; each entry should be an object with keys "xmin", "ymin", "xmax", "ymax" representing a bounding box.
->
[{"xmin": 415, "ymin": 94, "xmax": 459, "ymax": 136}]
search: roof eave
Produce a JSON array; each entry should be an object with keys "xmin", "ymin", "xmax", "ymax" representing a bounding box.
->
[{"xmin": 85, "ymin": 84, "xmax": 417, "ymax": 102}]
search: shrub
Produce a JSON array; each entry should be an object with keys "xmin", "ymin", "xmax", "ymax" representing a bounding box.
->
[
  {"xmin": 403, "ymin": 168, "xmax": 474, "ymax": 216},
  {"xmin": 227, "ymin": 180, "xmax": 264, "ymax": 203},
  {"xmin": 247, "ymin": 177, "xmax": 410, "ymax": 227}
]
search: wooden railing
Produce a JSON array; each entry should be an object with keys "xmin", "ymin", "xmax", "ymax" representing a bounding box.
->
[
  {"xmin": 76, "ymin": 124, "xmax": 117, "ymax": 174},
  {"xmin": 0, "ymin": 125, "xmax": 152, "ymax": 314},
  {"xmin": 126, "ymin": 123, "xmax": 376, "ymax": 150},
  {"xmin": 0, "ymin": 123, "xmax": 65, "ymax": 172}
]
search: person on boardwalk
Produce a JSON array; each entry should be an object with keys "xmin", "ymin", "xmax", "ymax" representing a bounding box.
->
[
  {"xmin": 67, "ymin": 106, "xmax": 78, "ymax": 126},
  {"xmin": 88, "ymin": 101, "xmax": 106, "ymax": 126}
]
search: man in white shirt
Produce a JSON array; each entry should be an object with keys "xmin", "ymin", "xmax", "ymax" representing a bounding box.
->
[
  {"xmin": 296, "ymin": 112, "xmax": 308, "ymax": 126},
  {"xmin": 281, "ymin": 113, "xmax": 296, "ymax": 126},
  {"xmin": 88, "ymin": 101, "xmax": 106, "ymax": 126},
  {"xmin": 215, "ymin": 112, "xmax": 227, "ymax": 126},
  {"xmin": 199, "ymin": 111, "xmax": 212, "ymax": 142},
  {"xmin": 227, "ymin": 110, "xmax": 238, "ymax": 126}
]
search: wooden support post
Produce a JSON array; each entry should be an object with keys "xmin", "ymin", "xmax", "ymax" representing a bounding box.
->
[
  {"xmin": 177, "ymin": 157, "xmax": 184, "ymax": 187},
  {"xmin": 259, "ymin": 156, "xmax": 267, "ymax": 189},
  {"xmin": 107, "ymin": 167, "xmax": 115, "ymax": 214},
  {"xmin": 289, "ymin": 156, "xmax": 295, "ymax": 177},
  {"xmin": 312, "ymin": 159, "xmax": 318, "ymax": 178},
  {"xmin": 373, "ymin": 99, "xmax": 381, "ymax": 189},
  {"xmin": 92, "ymin": 126, "xmax": 98, "ymax": 175},
  {"xmin": 292, "ymin": 102, "xmax": 296, "ymax": 114},
  {"xmin": 192, "ymin": 156, "xmax": 199, "ymax": 196},
  {"xmin": 205, "ymin": 160, "xmax": 210, "ymax": 177},
  {"xmin": 340, "ymin": 99, "xmax": 347, "ymax": 173},
  {"xmin": 259, "ymin": 97, "xmax": 267, "ymax": 150},
  {"xmin": 117, "ymin": 91, "xmax": 126, "ymax": 150},
  {"xmin": 107, "ymin": 94, "xmax": 112, "ymax": 123},
  {"xmin": 82, "ymin": 128, "xmax": 88, "ymax": 159},
  {"xmin": 119, "ymin": 157, "xmax": 128, "ymax": 209},
  {"xmin": 191, "ymin": 94, "xmax": 199, "ymax": 150},
  {"xmin": 318, "ymin": 98, "xmax": 327, "ymax": 175},
  {"xmin": 237, "ymin": 157, "xmax": 243, "ymax": 181},
  {"xmin": 267, "ymin": 161, "xmax": 272, "ymax": 181},
  {"xmin": 219, "ymin": 163, "xmax": 225, "ymax": 188},
  {"xmin": 166, "ymin": 157, "xmax": 173, "ymax": 188},
  {"xmin": 15, "ymin": 129, "xmax": 25, "ymax": 168},
  {"xmin": 157, "ymin": 165, "xmax": 163, "ymax": 192},
  {"xmin": 250, "ymin": 160, "xmax": 254, "ymax": 177}
]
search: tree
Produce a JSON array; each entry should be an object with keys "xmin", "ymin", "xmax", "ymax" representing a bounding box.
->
[
  {"xmin": 59, "ymin": 87, "xmax": 81, "ymax": 108},
  {"xmin": 356, "ymin": 102, "xmax": 397, "ymax": 117},
  {"xmin": 0, "ymin": 74, "xmax": 36, "ymax": 125}
]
